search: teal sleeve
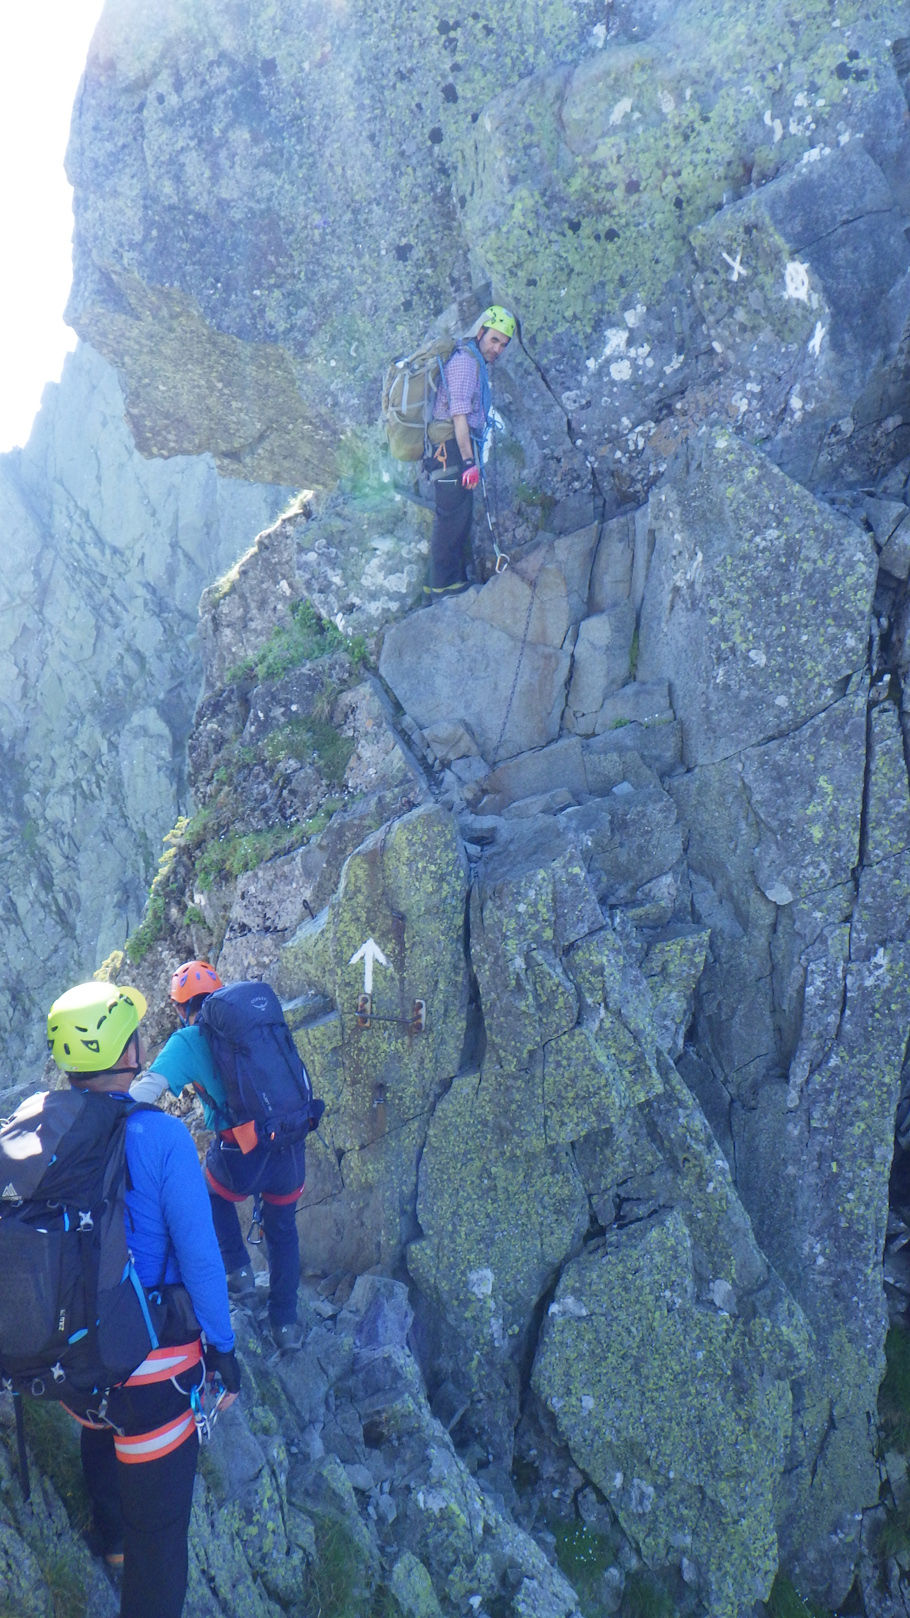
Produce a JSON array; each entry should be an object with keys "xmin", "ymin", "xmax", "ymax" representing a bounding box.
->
[
  {"xmin": 148, "ymin": 1026, "xmax": 205, "ymax": 1099},
  {"xmin": 146, "ymin": 1025, "xmax": 229, "ymax": 1132}
]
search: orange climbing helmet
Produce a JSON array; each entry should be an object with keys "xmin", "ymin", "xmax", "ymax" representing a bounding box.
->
[{"xmin": 170, "ymin": 959, "xmax": 224, "ymax": 1005}]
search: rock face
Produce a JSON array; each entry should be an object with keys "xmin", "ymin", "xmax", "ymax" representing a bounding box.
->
[
  {"xmin": 65, "ymin": 0, "xmax": 602, "ymax": 488},
  {"xmin": 9, "ymin": 0, "xmax": 910, "ymax": 1613},
  {"xmin": 111, "ymin": 432, "xmax": 902, "ymax": 1614},
  {"xmin": 0, "ymin": 1275, "xmax": 585, "ymax": 1618},
  {"xmin": 66, "ymin": 0, "xmax": 910, "ymax": 513},
  {"xmin": 0, "ymin": 342, "xmax": 291, "ymax": 1078}
]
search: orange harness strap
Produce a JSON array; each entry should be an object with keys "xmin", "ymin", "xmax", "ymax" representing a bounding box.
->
[
  {"xmin": 262, "ymin": 1185, "xmax": 304, "ymax": 1206},
  {"xmin": 206, "ymin": 1166, "xmax": 246, "ymax": 1202},
  {"xmin": 64, "ymin": 1406, "xmax": 109, "ymax": 1431},
  {"xmin": 206, "ymin": 1165, "xmax": 304, "ymax": 1205},
  {"xmin": 126, "ymin": 1339, "xmax": 203, "ymax": 1387},
  {"xmin": 114, "ymin": 1409, "xmax": 197, "ymax": 1465},
  {"xmin": 63, "ymin": 1340, "xmax": 203, "ymax": 1442}
]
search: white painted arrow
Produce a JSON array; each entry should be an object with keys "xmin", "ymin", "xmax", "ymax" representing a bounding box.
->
[{"xmin": 349, "ymin": 937, "xmax": 389, "ymax": 996}]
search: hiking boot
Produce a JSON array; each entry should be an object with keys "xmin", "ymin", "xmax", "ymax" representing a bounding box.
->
[
  {"xmin": 272, "ymin": 1321, "xmax": 304, "ymax": 1354},
  {"xmin": 84, "ymin": 1528, "xmax": 124, "ymax": 1570},
  {"xmin": 227, "ymin": 1265, "xmax": 257, "ymax": 1301}
]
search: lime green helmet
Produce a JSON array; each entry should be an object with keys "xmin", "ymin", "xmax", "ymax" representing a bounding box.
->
[
  {"xmin": 478, "ymin": 305, "xmax": 516, "ymax": 338},
  {"xmin": 47, "ymin": 982, "xmax": 148, "ymax": 1074}
]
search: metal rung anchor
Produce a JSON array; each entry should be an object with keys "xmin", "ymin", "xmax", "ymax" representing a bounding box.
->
[{"xmin": 353, "ymin": 999, "xmax": 426, "ymax": 1033}]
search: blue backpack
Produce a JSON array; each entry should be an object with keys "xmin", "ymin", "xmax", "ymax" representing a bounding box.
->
[{"xmin": 197, "ymin": 982, "xmax": 324, "ymax": 1151}]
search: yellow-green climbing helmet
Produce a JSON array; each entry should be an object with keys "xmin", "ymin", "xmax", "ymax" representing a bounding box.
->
[
  {"xmin": 47, "ymin": 982, "xmax": 148, "ymax": 1073},
  {"xmin": 478, "ymin": 305, "xmax": 516, "ymax": 338}
]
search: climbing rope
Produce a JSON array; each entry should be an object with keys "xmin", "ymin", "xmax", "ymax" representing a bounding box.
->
[
  {"xmin": 490, "ymin": 565, "xmax": 539, "ymax": 765},
  {"xmin": 479, "ymin": 459, "xmax": 510, "ymax": 573}
]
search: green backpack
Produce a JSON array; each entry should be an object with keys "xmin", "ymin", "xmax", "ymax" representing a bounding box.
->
[{"xmin": 380, "ymin": 336, "xmax": 455, "ymax": 460}]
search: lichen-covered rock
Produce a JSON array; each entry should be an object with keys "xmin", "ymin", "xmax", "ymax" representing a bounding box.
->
[
  {"xmin": 408, "ymin": 832, "xmax": 719, "ymax": 1480},
  {"xmin": 641, "ymin": 927, "xmax": 711, "ymax": 1057},
  {"xmin": 690, "ymin": 143, "xmax": 910, "ymax": 484},
  {"xmin": 275, "ymin": 804, "xmax": 468, "ymax": 1272},
  {"xmin": 633, "ymin": 430, "xmax": 906, "ymax": 1602},
  {"xmin": 66, "ymin": 0, "xmax": 601, "ymax": 478},
  {"xmin": 409, "ymin": 1064, "xmax": 590, "ymax": 1454},
  {"xmin": 565, "ymin": 605, "xmax": 636, "ymax": 730},
  {"xmin": 778, "ymin": 939, "xmax": 910, "ymax": 1599},
  {"xmin": 636, "ymin": 428, "xmax": 876, "ymax": 767},
  {"xmin": 34, "ymin": 3, "xmax": 910, "ymax": 1612},
  {"xmin": 464, "ymin": 0, "xmax": 910, "ymax": 494},
  {"xmin": 560, "ymin": 788, "xmax": 686, "ymax": 920},
  {"xmin": 469, "ymin": 842, "xmax": 596, "ymax": 1070},
  {"xmin": 532, "ymin": 1211, "xmax": 805, "ymax": 1618},
  {"xmin": 389, "ymin": 1551, "xmax": 445, "ymax": 1618}
]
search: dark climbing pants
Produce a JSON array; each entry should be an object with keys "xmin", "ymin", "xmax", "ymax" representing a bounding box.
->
[
  {"xmin": 205, "ymin": 1135, "xmax": 306, "ymax": 1327},
  {"xmin": 78, "ymin": 1374, "xmax": 200, "ymax": 1618},
  {"xmin": 424, "ymin": 438, "xmax": 474, "ymax": 594}
]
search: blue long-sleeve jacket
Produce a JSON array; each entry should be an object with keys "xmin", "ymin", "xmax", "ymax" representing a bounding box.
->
[{"xmin": 118, "ymin": 1098, "xmax": 234, "ymax": 1352}]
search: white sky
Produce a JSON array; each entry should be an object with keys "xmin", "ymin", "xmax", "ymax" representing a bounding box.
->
[{"xmin": 0, "ymin": 1, "xmax": 105, "ymax": 452}]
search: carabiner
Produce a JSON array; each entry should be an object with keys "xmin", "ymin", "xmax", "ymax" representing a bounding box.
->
[
  {"xmin": 494, "ymin": 550, "xmax": 510, "ymax": 574},
  {"xmin": 191, "ymin": 1378, "xmax": 230, "ymax": 1444},
  {"xmin": 247, "ymin": 1196, "xmax": 264, "ymax": 1247},
  {"xmin": 190, "ymin": 1382, "xmax": 210, "ymax": 1443}
]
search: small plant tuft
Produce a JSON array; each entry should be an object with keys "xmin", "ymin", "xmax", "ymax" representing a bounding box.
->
[
  {"xmin": 264, "ymin": 715, "xmax": 355, "ymax": 785},
  {"xmin": 622, "ymin": 1567, "xmax": 676, "ymax": 1618},
  {"xmin": 96, "ymin": 950, "xmax": 125, "ymax": 982},
  {"xmin": 125, "ymin": 819, "xmax": 194, "ymax": 962},
  {"xmin": 194, "ymin": 823, "xmax": 310, "ymax": 891},
  {"xmin": 22, "ymin": 1401, "xmax": 90, "ymax": 1527},
  {"xmin": 125, "ymin": 890, "xmax": 167, "ymax": 964},
  {"xmin": 765, "ymin": 1571, "xmax": 831, "ymax": 1617},
  {"xmin": 875, "ymin": 1497, "xmax": 910, "ymax": 1565},
  {"xmin": 552, "ymin": 1519, "xmax": 619, "ymax": 1616},
  {"xmin": 228, "ymin": 600, "xmax": 367, "ymax": 685},
  {"xmin": 300, "ymin": 1514, "xmax": 375, "ymax": 1618},
  {"xmin": 875, "ymin": 1326, "xmax": 910, "ymax": 1571}
]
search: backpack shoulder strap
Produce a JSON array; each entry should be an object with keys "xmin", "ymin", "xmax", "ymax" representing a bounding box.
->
[
  {"xmin": 182, "ymin": 1039, "xmax": 235, "ymax": 1133},
  {"xmin": 116, "ymin": 1099, "xmax": 159, "ymax": 1194}
]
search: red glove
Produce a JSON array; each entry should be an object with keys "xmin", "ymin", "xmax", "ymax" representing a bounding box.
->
[{"xmin": 461, "ymin": 460, "xmax": 480, "ymax": 490}]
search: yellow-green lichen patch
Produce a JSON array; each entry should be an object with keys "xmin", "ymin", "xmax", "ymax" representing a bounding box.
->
[
  {"xmin": 637, "ymin": 430, "xmax": 876, "ymax": 765},
  {"xmin": 533, "ymin": 1211, "xmax": 797, "ymax": 1617},
  {"xmin": 462, "ymin": 0, "xmax": 900, "ymax": 341},
  {"xmin": 409, "ymin": 1065, "xmax": 589, "ymax": 1373}
]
